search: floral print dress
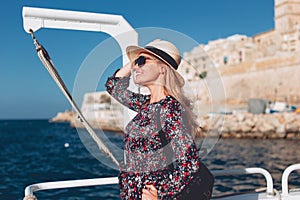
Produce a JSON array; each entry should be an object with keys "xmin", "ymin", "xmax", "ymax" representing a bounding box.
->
[{"xmin": 105, "ymin": 75, "xmax": 201, "ymax": 200}]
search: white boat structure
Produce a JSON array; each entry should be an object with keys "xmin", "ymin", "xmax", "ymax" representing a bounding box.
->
[
  {"xmin": 23, "ymin": 164, "xmax": 300, "ymax": 200},
  {"xmin": 22, "ymin": 7, "xmax": 300, "ymax": 200}
]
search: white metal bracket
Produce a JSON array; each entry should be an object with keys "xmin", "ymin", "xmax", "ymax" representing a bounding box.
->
[{"xmin": 22, "ymin": 6, "xmax": 138, "ymax": 56}]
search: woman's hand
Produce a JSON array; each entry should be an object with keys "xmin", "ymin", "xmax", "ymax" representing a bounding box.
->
[
  {"xmin": 115, "ymin": 62, "xmax": 131, "ymax": 77},
  {"xmin": 142, "ymin": 184, "xmax": 158, "ymax": 200}
]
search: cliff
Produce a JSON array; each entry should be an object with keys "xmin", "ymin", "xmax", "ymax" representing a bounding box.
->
[
  {"xmin": 50, "ymin": 92, "xmax": 124, "ymax": 132},
  {"xmin": 49, "ymin": 110, "xmax": 74, "ymax": 123}
]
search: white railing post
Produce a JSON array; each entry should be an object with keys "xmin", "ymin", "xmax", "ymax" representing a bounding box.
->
[{"xmin": 282, "ymin": 163, "xmax": 300, "ymax": 196}]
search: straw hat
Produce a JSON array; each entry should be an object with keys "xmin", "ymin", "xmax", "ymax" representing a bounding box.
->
[{"xmin": 126, "ymin": 39, "xmax": 185, "ymax": 86}]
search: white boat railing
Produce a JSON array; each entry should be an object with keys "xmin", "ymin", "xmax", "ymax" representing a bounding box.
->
[
  {"xmin": 24, "ymin": 177, "xmax": 118, "ymax": 197},
  {"xmin": 24, "ymin": 167, "xmax": 275, "ymax": 198},
  {"xmin": 212, "ymin": 167, "xmax": 274, "ymax": 196},
  {"xmin": 281, "ymin": 163, "xmax": 300, "ymax": 196}
]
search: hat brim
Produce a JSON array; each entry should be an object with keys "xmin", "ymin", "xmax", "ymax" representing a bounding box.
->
[{"xmin": 126, "ymin": 45, "xmax": 185, "ymax": 86}]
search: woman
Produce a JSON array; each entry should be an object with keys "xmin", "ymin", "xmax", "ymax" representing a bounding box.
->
[{"xmin": 105, "ymin": 39, "xmax": 214, "ymax": 200}]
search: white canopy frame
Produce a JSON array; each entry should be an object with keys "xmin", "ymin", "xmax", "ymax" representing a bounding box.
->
[
  {"xmin": 22, "ymin": 6, "xmax": 138, "ymax": 127},
  {"xmin": 23, "ymin": 6, "xmax": 139, "ymax": 126},
  {"xmin": 22, "ymin": 6, "xmax": 138, "ymax": 58},
  {"xmin": 22, "ymin": 6, "xmax": 139, "ymax": 167}
]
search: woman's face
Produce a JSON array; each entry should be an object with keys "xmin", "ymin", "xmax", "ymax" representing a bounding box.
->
[{"xmin": 132, "ymin": 53, "xmax": 163, "ymax": 87}]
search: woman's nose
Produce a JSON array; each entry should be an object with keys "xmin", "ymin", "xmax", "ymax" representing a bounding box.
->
[{"xmin": 132, "ymin": 63, "xmax": 139, "ymax": 70}]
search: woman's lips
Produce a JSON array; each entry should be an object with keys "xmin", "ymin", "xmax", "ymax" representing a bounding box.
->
[
  {"xmin": 133, "ymin": 71, "xmax": 142, "ymax": 81},
  {"xmin": 134, "ymin": 71, "xmax": 142, "ymax": 76}
]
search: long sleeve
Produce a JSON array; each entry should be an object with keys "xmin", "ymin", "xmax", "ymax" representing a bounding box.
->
[
  {"xmin": 157, "ymin": 99, "xmax": 200, "ymax": 199},
  {"xmin": 105, "ymin": 75, "xmax": 150, "ymax": 112}
]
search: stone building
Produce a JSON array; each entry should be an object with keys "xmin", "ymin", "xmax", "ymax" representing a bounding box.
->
[
  {"xmin": 183, "ymin": 0, "xmax": 300, "ymax": 71},
  {"xmin": 181, "ymin": 0, "xmax": 300, "ymax": 109}
]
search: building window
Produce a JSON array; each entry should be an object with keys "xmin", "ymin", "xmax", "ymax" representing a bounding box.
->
[
  {"xmin": 239, "ymin": 51, "xmax": 243, "ymax": 63},
  {"xmin": 185, "ymin": 68, "xmax": 190, "ymax": 74},
  {"xmin": 223, "ymin": 56, "xmax": 228, "ymax": 65}
]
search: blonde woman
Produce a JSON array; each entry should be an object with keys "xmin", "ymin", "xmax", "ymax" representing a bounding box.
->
[{"xmin": 105, "ymin": 39, "xmax": 214, "ymax": 200}]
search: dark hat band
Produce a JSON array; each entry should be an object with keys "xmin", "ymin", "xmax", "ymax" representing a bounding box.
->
[{"xmin": 145, "ymin": 46, "xmax": 178, "ymax": 70}]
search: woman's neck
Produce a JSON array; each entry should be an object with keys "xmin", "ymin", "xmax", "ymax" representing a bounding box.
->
[{"xmin": 147, "ymin": 85, "xmax": 168, "ymax": 103}]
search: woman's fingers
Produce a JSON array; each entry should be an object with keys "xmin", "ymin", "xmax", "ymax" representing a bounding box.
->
[
  {"xmin": 142, "ymin": 184, "xmax": 158, "ymax": 200},
  {"xmin": 145, "ymin": 184, "xmax": 157, "ymax": 192},
  {"xmin": 142, "ymin": 188, "xmax": 150, "ymax": 194},
  {"xmin": 142, "ymin": 189, "xmax": 151, "ymax": 200}
]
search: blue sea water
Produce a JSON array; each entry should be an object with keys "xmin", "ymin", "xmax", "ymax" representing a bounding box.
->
[{"xmin": 1, "ymin": 120, "xmax": 299, "ymax": 200}]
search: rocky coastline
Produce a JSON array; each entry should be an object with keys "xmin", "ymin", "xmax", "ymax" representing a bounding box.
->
[
  {"xmin": 50, "ymin": 110, "xmax": 300, "ymax": 139},
  {"xmin": 200, "ymin": 112, "xmax": 300, "ymax": 139}
]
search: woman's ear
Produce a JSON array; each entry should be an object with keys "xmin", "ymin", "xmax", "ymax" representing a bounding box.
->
[{"xmin": 160, "ymin": 66, "xmax": 166, "ymax": 75}]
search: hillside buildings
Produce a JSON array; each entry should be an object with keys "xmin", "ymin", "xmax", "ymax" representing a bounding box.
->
[
  {"xmin": 183, "ymin": 0, "xmax": 300, "ymax": 72},
  {"xmin": 181, "ymin": 0, "xmax": 300, "ymax": 107}
]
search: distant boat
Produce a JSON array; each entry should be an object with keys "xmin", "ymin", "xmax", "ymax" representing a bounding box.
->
[{"xmin": 266, "ymin": 101, "xmax": 297, "ymax": 114}]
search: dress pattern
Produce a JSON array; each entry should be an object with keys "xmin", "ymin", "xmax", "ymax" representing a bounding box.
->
[{"xmin": 105, "ymin": 75, "xmax": 201, "ymax": 200}]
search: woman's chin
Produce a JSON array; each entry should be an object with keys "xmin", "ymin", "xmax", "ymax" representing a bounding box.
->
[
  {"xmin": 134, "ymin": 78, "xmax": 143, "ymax": 85},
  {"xmin": 134, "ymin": 80, "xmax": 142, "ymax": 86}
]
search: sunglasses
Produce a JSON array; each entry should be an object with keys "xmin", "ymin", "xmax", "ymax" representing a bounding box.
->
[{"xmin": 133, "ymin": 56, "xmax": 157, "ymax": 68}]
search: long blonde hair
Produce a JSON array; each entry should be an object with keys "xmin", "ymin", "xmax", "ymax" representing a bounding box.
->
[{"xmin": 163, "ymin": 66, "xmax": 202, "ymax": 141}]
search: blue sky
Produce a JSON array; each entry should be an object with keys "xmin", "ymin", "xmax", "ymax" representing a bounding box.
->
[{"xmin": 0, "ymin": 0, "xmax": 274, "ymax": 119}]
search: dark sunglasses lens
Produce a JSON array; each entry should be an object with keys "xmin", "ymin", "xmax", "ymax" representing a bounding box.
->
[{"xmin": 134, "ymin": 56, "xmax": 146, "ymax": 67}]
